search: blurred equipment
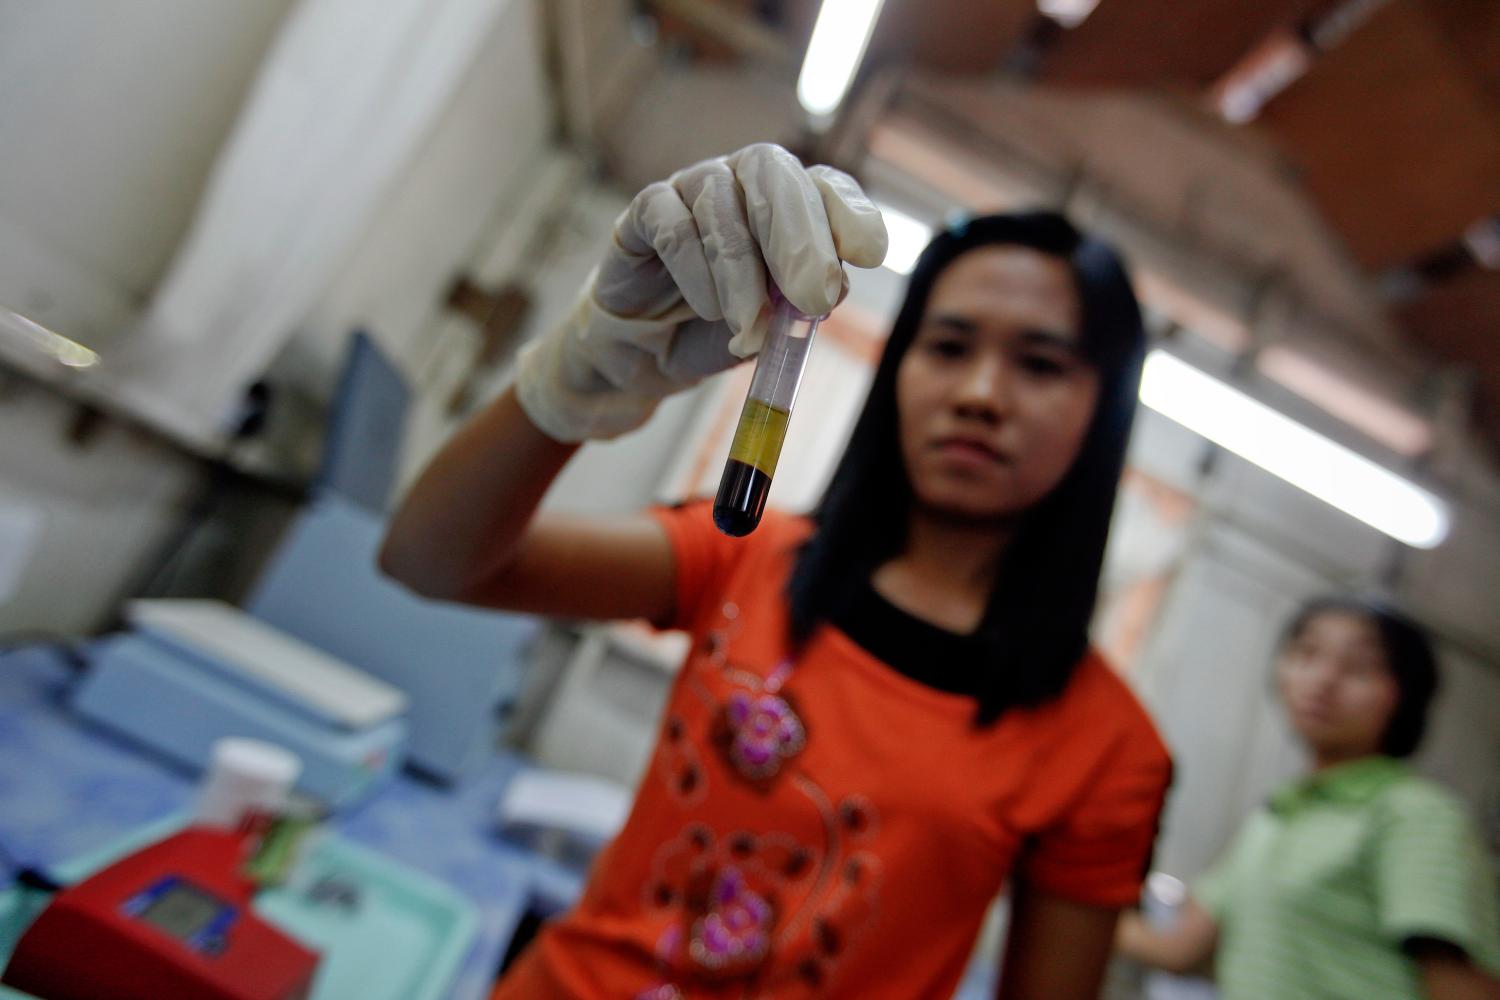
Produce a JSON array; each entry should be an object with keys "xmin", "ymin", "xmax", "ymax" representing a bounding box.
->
[
  {"xmin": 316, "ymin": 331, "xmax": 411, "ymax": 514},
  {"xmin": 72, "ymin": 600, "xmax": 408, "ymax": 810},
  {"xmin": 246, "ymin": 494, "xmax": 541, "ymax": 781},
  {"xmin": 525, "ymin": 623, "xmax": 689, "ymax": 789},
  {"xmin": 2, "ymin": 827, "xmax": 320, "ymax": 1000},
  {"xmin": 496, "ymin": 769, "xmax": 631, "ymax": 867},
  {"xmin": 88, "ymin": 330, "xmax": 540, "ymax": 785},
  {"xmin": 252, "ymin": 330, "xmax": 541, "ymax": 780},
  {"xmin": 0, "ymin": 816, "xmax": 478, "ymax": 1000},
  {"xmin": 195, "ymin": 739, "xmax": 303, "ymax": 830}
]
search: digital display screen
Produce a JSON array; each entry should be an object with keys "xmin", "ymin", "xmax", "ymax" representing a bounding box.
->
[{"xmin": 135, "ymin": 882, "xmax": 228, "ymax": 942}]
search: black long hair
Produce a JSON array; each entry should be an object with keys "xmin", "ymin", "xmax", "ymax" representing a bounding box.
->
[
  {"xmin": 786, "ymin": 211, "xmax": 1147, "ymax": 725},
  {"xmin": 1281, "ymin": 596, "xmax": 1440, "ymax": 758}
]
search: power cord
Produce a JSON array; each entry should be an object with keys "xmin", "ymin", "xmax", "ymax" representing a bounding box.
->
[{"xmin": 0, "ymin": 835, "xmax": 61, "ymax": 894}]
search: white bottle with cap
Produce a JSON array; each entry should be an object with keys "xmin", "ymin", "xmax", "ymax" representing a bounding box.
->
[{"xmin": 195, "ymin": 737, "xmax": 302, "ymax": 828}]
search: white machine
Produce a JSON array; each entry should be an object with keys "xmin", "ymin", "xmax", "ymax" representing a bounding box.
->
[
  {"xmin": 73, "ymin": 599, "xmax": 410, "ymax": 809},
  {"xmin": 74, "ymin": 334, "xmax": 539, "ymax": 793},
  {"xmin": 496, "ymin": 769, "xmax": 631, "ymax": 868}
]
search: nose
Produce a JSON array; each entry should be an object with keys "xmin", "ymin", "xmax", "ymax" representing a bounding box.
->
[
  {"xmin": 1297, "ymin": 656, "xmax": 1341, "ymax": 697},
  {"xmin": 952, "ymin": 353, "xmax": 1012, "ymax": 422}
]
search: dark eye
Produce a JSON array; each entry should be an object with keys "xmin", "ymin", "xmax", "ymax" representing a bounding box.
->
[
  {"xmin": 1287, "ymin": 639, "xmax": 1319, "ymax": 661},
  {"xmin": 926, "ymin": 338, "xmax": 967, "ymax": 359},
  {"xmin": 1020, "ymin": 355, "xmax": 1067, "ymax": 376}
]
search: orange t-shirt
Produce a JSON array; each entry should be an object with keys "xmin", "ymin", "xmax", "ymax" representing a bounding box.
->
[{"xmin": 495, "ymin": 503, "xmax": 1171, "ymax": 1000}]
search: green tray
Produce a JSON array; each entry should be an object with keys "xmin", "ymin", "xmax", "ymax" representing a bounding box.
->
[{"xmin": 0, "ymin": 818, "xmax": 477, "ymax": 1000}]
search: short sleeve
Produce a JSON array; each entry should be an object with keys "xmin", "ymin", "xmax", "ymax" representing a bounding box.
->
[
  {"xmin": 1374, "ymin": 782, "xmax": 1500, "ymax": 975},
  {"xmin": 646, "ymin": 501, "xmax": 740, "ymax": 632},
  {"xmin": 1020, "ymin": 732, "xmax": 1173, "ymax": 908}
]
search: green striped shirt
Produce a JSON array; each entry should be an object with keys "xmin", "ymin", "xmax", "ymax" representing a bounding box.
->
[{"xmin": 1195, "ymin": 756, "xmax": 1500, "ymax": 1000}]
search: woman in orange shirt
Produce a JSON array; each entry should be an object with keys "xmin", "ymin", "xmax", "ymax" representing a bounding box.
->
[{"xmin": 382, "ymin": 144, "xmax": 1170, "ymax": 999}]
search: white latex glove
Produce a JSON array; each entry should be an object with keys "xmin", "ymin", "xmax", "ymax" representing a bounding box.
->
[{"xmin": 515, "ymin": 143, "xmax": 888, "ymax": 442}]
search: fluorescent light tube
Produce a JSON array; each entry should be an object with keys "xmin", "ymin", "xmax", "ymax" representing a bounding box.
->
[
  {"xmin": 0, "ymin": 304, "xmax": 100, "ymax": 369},
  {"xmin": 1139, "ymin": 350, "xmax": 1449, "ymax": 548},
  {"xmin": 875, "ymin": 203, "xmax": 932, "ymax": 275},
  {"xmin": 1037, "ymin": 0, "xmax": 1101, "ymax": 29},
  {"xmin": 1256, "ymin": 345, "xmax": 1431, "ymax": 456},
  {"xmin": 797, "ymin": 0, "xmax": 887, "ymax": 118}
]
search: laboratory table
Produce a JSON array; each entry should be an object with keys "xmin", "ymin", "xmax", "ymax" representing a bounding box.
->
[{"xmin": 0, "ymin": 645, "xmax": 582, "ymax": 1000}]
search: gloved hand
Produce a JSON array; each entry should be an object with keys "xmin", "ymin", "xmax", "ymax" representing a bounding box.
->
[{"xmin": 515, "ymin": 143, "xmax": 888, "ymax": 442}]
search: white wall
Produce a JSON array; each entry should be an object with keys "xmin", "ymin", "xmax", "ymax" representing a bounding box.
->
[
  {"xmin": 0, "ymin": 0, "xmax": 297, "ymax": 347},
  {"xmin": 0, "ymin": 0, "xmax": 565, "ymax": 636},
  {"xmin": 1401, "ymin": 491, "xmax": 1500, "ymax": 652},
  {"xmin": 0, "ymin": 0, "xmax": 295, "ymax": 635},
  {"xmin": 381, "ymin": 164, "xmax": 721, "ymax": 518},
  {"xmin": 276, "ymin": 0, "xmax": 695, "ymax": 520},
  {"xmin": 0, "ymin": 379, "xmax": 199, "ymax": 634},
  {"xmin": 290, "ymin": 0, "xmax": 553, "ymax": 387},
  {"xmin": 1417, "ymin": 643, "xmax": 1500, "ymax": 816},
  {"xmin": 1134, "ymin": 522, "xmax": 1328, "ymax": 877}
]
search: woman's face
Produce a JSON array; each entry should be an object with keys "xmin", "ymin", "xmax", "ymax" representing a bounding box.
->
[
  {"xmin": 1276, "ymin": 611, "xmax": 1400, "ymax": 761},
  {"xmin": 895, "ymin": 246, "xmax": 1100, "ymax": 523}
]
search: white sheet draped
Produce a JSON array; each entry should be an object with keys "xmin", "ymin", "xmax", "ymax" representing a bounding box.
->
[{"xmin": 109, "ymin": 0, "xmax": 510, "ymax": 445}]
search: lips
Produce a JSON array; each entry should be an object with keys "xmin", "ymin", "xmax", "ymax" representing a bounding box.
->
[
  {"xmin": 933, "ymin": 435, "xmax": 1006, "ymax": 464},
  {"xmin": 1290, "ymin": 701, "xmax": 1335, "ymax": 724}
]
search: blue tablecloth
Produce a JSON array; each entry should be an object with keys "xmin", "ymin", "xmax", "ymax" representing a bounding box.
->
[{"xmin": 0, "ymin": 646, "xmax": 583, "ymax": 1000}]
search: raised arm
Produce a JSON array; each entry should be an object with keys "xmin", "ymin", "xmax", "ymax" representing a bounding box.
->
[
  {"xmin": 378, "ymin": 385, "xmax": 680, "ymax": 623},
  {"xmin": 379, "ymin": 143, "xmax": 887, "ymax": 622}
]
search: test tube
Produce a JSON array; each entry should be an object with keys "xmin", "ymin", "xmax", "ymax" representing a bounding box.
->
[{"xmin": 713, "ymin": 286, "xmax": 826, "ymax": 537}]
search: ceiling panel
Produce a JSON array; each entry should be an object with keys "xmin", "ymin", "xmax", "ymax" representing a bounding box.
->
[
  {"xmin": 1252, "ymin": 0, "xmax": 1500, "ymax": 270},
  {"xmin": 1418, "ymin": 0, "xmax": 1500, "ymax": 111},
  {"xmin": 866, "ymin": 0, "xmax": 1036, "ymax": 73},
  {"xmin": 1397, "ymin": 267, "xmax": 1500, "ymax": 446},
  {"xmin": 1035, "ymin": 0, "xmax": 1317, "ymax": 88}
]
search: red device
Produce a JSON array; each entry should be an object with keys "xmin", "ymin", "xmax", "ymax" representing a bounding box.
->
[{"xmin": 3, "ymin": 827, "xmax": 319, "ymax": 1000}]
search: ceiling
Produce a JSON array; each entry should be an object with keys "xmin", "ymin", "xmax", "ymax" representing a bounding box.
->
[
  {"xmin": 648, "ymin": 0, "xmax": 1500, "ymax": 451},
  {"xmin": 1044, "ymin": 0, "xmax": 1500, "ymax": 447}
]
